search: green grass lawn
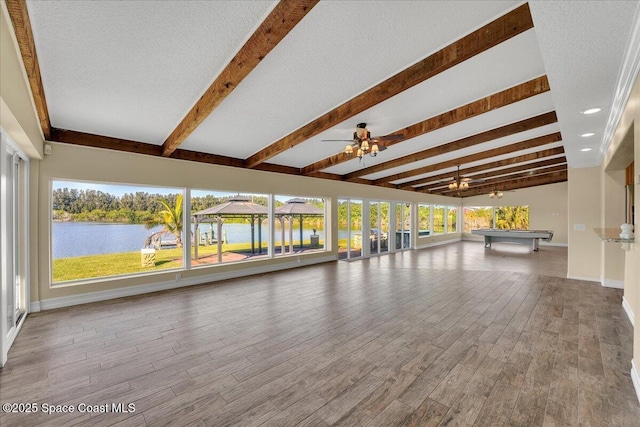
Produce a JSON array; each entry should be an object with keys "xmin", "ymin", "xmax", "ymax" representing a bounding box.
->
[
  {"xmin": 53, "ymin": 248, "xmax": 185, "ymax": 282},
  {"xmin": 53, "ymin": 240, "xmax": 325, "ymax": 282}
]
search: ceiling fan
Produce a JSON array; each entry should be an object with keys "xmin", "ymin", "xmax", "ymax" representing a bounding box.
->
[
  {"xmin": 489, "ymin": 188, "xmax": 515, "ymax": 198},
  {"xmin": 448, "ymin": 165, "xmax": 472, "ymax": 190},
  {"xmin": 322, "ymin": 123, "xmax": 404, "ymax": 160}
]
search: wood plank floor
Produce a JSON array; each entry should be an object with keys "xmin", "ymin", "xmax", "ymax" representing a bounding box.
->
[{"xmin": 1, "ymin": 241, "xmax": 637, "ymax": 426}]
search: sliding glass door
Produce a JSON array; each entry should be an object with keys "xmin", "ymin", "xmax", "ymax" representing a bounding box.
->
[
  {"xmin": 395, "ymin": 202, "xmax": 412, "ymax": 250},
  {"xmin": 1, "ymin": 129, "xmax": 28, "ymax": 366},
  {"xmin": 341, "ymin": 198, "xmax": 405, "ymax": 259},
  {"xmin": 370, "ymin": 201, "xmax": 389, "ymax": 255}
]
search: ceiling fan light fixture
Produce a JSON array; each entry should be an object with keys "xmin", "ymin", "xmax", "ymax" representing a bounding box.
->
[
  {"xmin": 448, "ymin": 165, "xmax": 471, "ymax": 191},
  {"xmin": 329, "ymin": 123, "xmax": 401, "ymax": 163}
]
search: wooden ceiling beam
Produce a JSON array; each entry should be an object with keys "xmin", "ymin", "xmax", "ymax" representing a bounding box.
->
[
  {"xmin": 246, "ymin": 3, "xmax": 535, "ymax": 169},
  {"xmin": 161, "ymin": 0, "xmax": 319, "ymax": 157},
  {"xmin": 311, "ymin": 80, "xmax": 552, "ymax": 178},
  {"xmin": 170, "ymin": 149, "xmax": 246, "ymax": 168},
  {"xmin": 417, "ymin": 157, "xmax": 567, "ymax": 192},
  {"xmin": 252, "ymin": 163, "xmax": 302, "ymax": 176},
  {"xmin": 50, "ymin": 128, "xmax": 164, "ymax": 157},
  {"xmin": 376, "ymin": 132, "xmax": 562, "ymax": 185},
  {"xmin": 435, "ymin": 164, "xmax": 567, "ymax": 196},
  {"xmin": 398, "ymin": 146, "xmax": 565, "ymax": 189},
  {"xmin": 50, "ymin": 128, "xmax": 305, "ymax": 172},
  {"xmin": 5, "ymin": 0, "xmax": 51, "ymax": 139},
  {"xmin": 457, "ymin": 171, "xmax": 568, "ymax": 197},
  {"xmin": 306, "ymin": 171, "xmax": 355, "ymax": 182},
  {"xmin": 441, "ymin": 167, "xmax": 567, "ymax": 196}
]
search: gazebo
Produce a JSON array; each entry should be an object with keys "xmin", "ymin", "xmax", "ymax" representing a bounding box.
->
[
  {"xmin": 275, "ymin": 198, "xmax": 324, "ymax": 254},
  {"xmin": 192, "ymin": 196, "xmax": 268, "ymax": 262}
]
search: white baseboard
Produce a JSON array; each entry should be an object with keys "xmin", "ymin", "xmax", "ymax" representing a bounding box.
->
[
  {"xmin": 566, "ymin": 275, "xmax": 601, "ymax": 283},
  {"xmin": 632, "ymin": 359, "xmax": 640, "ymax": 404},
  {"xmin": 623, "ymin": 296, "xmax": 635, "ymax": 326},
  {"xmin": 29, "ymin": 301, "xmax": 41, "ymax": 313},
  {"xmin": 415, "ymin": 237, "xmax": 461, "ymax": 250},
  {"xmin": 31, "ymin": 254, "xmax": 336, "ymax": 311},
  {"xmin": 601, "ymin": 278, "xmax": 625, "ymax": 289}
]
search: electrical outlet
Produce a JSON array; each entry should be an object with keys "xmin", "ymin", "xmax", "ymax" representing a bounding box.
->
[{"xmin": 176, "ymin": 273, "xmax": 181, "ymax": 281}]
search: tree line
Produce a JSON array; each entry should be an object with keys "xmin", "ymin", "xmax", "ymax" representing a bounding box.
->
[
  {"xmin": 52, "ymin": 188, "xmax": 322, "ymax": 224},
  {"xmin": 462, "ymin": 206, "xmax": 529, "ymax": 231},
  {"xmin": 52, "ymin": 188, "xmax": 182, "ymax": 223}
]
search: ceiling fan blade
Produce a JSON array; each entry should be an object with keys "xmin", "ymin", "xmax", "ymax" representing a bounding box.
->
[{"xmin": 320, "ymin": 139, "xmax": 356, "ymax": 142}]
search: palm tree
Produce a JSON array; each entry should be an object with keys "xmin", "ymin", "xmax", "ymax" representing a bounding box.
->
[{"xmin": 144, "ymin": 194, "xmax": 183, "ymax": 248}]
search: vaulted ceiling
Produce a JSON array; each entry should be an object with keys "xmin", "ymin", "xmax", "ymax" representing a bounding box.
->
[{"xmin": 6, "ymin": 0, "xmax": 640, "ymax": 197}]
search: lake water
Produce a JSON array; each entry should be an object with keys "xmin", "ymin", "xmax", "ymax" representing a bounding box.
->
[{"xmin": 52, "ymin": 222, "xmax": 329, "ymax": 259}]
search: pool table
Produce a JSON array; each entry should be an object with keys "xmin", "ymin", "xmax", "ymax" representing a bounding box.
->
[{"xmin": 471, "ymin": 229, "xmax": 554, "ymax": 251}]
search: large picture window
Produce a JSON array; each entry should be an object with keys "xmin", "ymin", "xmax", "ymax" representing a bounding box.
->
[
  {"xmin": 52, "ymin": 180, "xmax": 184, "ymax": 282},
  {"xmin": 274, "ymin": 195, "xmax": 325, "ymax": 255},
  {"xmin": 495, "ymin": 206, "xmax": 530, "ymax": 230},
  {"xmin": 462, "ymin": 206, "xmax": 529, "ymax": 231},
  {"xmin": 463, "ymin": 207, "xmax": 493, "ymax": 232},
  {"xmin": 191, "ymin": 190, "xmax": 269, "ymax": 266}
]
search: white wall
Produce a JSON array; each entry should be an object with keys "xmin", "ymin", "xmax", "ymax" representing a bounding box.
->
[
  {"xmin": 567, "ymin": 166, "xmax": 602, "ymax": 281},
  {"xmin": 601, "ymin": 169, "xmax": 626, "ymax": 286}
]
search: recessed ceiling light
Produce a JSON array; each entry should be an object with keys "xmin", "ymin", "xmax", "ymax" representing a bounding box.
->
[
  {"xmin": 581, "ymin": 148, "xmax": 592, "ymax": 152},
  {"xmin": 580, "ymin": 132, "xmax": 595, "ymax": 137},
  {"xmin": 582, "ymin": 108, "xmax": 601, "ymax": 115}
]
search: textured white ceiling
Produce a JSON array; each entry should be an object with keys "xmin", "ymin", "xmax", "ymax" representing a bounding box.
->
[
  {"xmin": 529, "ymin": 0, "xmax": 640, "ymax": 167},
  {"xmin": 179, "ymin": 1, "xmax": 520, "ymax": 157},
  {"xmin": 27, "ymin": 0, "xmax": 276, "ymax": 143},
  {"xmin": 269, "ymin": 29, "xmax": 546, "ymax": 168},
  {"xmin": 23, "ymin": 0, "xmax": 640, "ymax": 184}
]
